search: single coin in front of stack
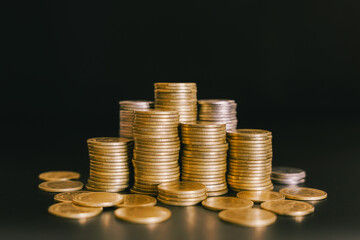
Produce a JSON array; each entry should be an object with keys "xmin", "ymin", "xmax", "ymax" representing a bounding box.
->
[
  {"xmin": 54, "ymin": 191, "xmax": 90, "ymax": 203},
  {"xmin": 157, "ymin": 182, "xmax": 206, "ymax": 195},
  {"xmin": 73, "ymin": 192, "xmax": 123, "ymax": 207},
  {"xmin": 114, "ymin": 206, "xmax": 171, "ymax": 224},
  {"xmin": 202, "ymin": 197, "xmax": 253, "ymax": 211},
  {"xmin": 236, "ymin": 191, "xmax": 285, "ymax": 203},
  {"xmin": 279, "ymin": 187, "xmax": 327, "ymax": 201},
  {"xmin": 116, "ymin": 194, "xmax": 157, "ymax": 207},
  {"xmin": 219, "ymin": 208, "xmax": 276, "ymax": 227},
  {"xmin": 48, "ymin": 202, "xmax": 103, "ymax": 219},
  {"xmin": 39, "ymin": 171, "xmax": 80, "ymax": 181},
  {"xmin": 261, "ymin": 199, "xmax": 314, "ymax": 216},
  {"xmin": 38, "ymin": 180, "xmax": 83, "ymax": 192}
]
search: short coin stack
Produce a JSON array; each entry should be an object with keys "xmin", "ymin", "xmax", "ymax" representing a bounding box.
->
[
  {"xmin": 227, "ymin": 129, "xmax": 273, "ymax": 191},
  {"xmin": 131, "ymin": 110, "xmax": 181, "ymax": 196},
  {"xmin": 154, "ymin": 82, "xmax": 197, "ymax": 123},
  {"xmin": 271, "ymin": 166, "xmax": 306, "ymax": 185},
  {"xmin": 86, "ymin": 137, "xmax": 133, "ymax": 192},
  {"xmin": 119, "ymin": 100, "xmax": 153, "ymax": 139},
  {"xmin": 180, "ymin": 122, "xmax": 228, "ymax": 196},
  {"xmin": 198, "ymin": 99, "xmax": 238, "ymax": 131},
  {"xmin": 157, "ymin": 182, "xmax": 207, "ymax": 206}
]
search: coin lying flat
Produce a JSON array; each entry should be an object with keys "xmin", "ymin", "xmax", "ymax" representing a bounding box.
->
[
  {"xmin": 219, "ymin": 208, "xmax": 276, "ymax": 227},
  {"xmin": 39, "ymin": 171, "xmax": 80, "ymax": 181},
  {"xmin": 48, "ymin": 202, "xmax": 102, "ymax": 219},
  {"xmin": 116, "ymin": 194, "xmax": 157, "ymax": 207},
  {"xmin": 236, "ymin": 191, "xmax": 285, "ymax": 203},
  {"xmin": 54, "ymin": 191, "xmax": 89, "ymax": 203},
  {"xmin": 261, "ymin": 199, "xmax": 314, "ymax": 216},
  {"xmin": 279, "ymin": 187, "xmax": 327, "ymax": 200},
  {"xmin": 38, "ymin": 180, "xmax": 83, "ymax": 192},
  {"xmin": 202, "ymin": 197, "xmax": 253, "ymax": 211},
  {"xmin": 158, "ymin": 182, "xmax": 206, "ymax": 195},
  {"xmin": 73, "ymin": 192, "xmax": 123, "ymax": 207},
  {"xmin": 114, "ymin": 206, "xmax": 171, "ymax": 224}
]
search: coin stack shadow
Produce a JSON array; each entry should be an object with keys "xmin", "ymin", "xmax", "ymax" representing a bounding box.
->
[
  {"xmin": 227, "ymin": 129, "xmax": 273, "ymax": 191},
  {"xmin": 131, "ymin": 110, "xmax": 181, "ymax": 196},
  {"xmin": 86, "ymin": 138, "xmax": 133, "ymax": 192},
  {"xmin": 154, "ymin": 82, "xmax": 197, "ymax": 123},
  {"xmin": 198, "ymin": 99, "xmax": 238, "ymax": 131},
  {"xmin": 119, "ymin": 100, "xmax": 153, "ymax": 139},
  {"xmin": 180, "ymin": 122, "xmax": 229, "ymax": 196}
]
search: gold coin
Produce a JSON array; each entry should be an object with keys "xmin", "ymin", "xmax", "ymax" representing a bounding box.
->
[
  {"xmin": 202, "ymin": 197, "xmax": 253, "ymax": 211},
  {"xmin": 39, "ymin": 180, "xmax": 83, "ymax": 192},
  {"xmin": 48, "ymin": 202, "xmax": 102, "ymax": 219},
  {"xmin": 279, "ymin": 187, "xmax": 327, "ymax": 200},
  {"xmin": 114, "ymin": 206, "xmax": 171, "ymax": 224},
  {"xmin": 115, "ymin": 194, "xmax": 157, "ymax": 207},
  {"xmin": 219, "ymin": 208, "xmax": 276, "ymax": 227},
  {"xmin": 237, "ymin": 191, "xmax": 285, "ymax": 203},
  {"xmin": 87, "ymin": 137, "xmax": 132, "ymax": 146},
  {"xmin": 158, "ymin": 181, "xmax": 206, "ymax": 195},
  {"xmin": 73, "ymin": 192, "xmax": 124, "ymax": 207},
  {"xmin": 157, "ymin": 197, "xmax": 203, "ymax": 206},
  {"xmin": 261, "ymin": 199, "xmax": 314, "ymax": 216},
  {"xmin": 54, "ymin": 191, "xmax": 89, "ymax": 203},
  {"xmin": 39, "ymin": 171, "xmax": 80, "ymax": 181}
]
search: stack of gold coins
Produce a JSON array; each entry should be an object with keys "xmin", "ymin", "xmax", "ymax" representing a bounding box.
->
[
  {"xmin": 157, "ymin": 182, "xmax": 207, "ymax": 206},
  {"xmin": 154, "ymin": 82, "xmax": 197, "ymax": 123},
  {"xmin": 227, "ymin": 129, "xmax": 273, "ymax": 191},
  {"xmin": 86, "ymin": 137, "xmax": 133, "ymax": 192},
  {"xmin": 198, "ymin": 99, "xmax": 237, "ymax": 131},
  {"xmin": 180, "ymin": 122, "xmax": 228, "ymax": 196},
  {"xmin": 131, "ymin": 110, "xmax": 181, "ymax": 196},
  {"xmin": 119, "ymin": 100, "xmax": 153, "ymax": 139}
]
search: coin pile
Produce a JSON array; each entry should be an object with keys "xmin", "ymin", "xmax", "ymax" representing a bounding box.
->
[
  {"xmin": 86, "ymin": 137, "xmax": 133, "ymax": 192},
  {"xmin": 154, "ymin": 82, "xmax": 197, "ymax": 123},
  {"xmin": 227, "ymin": 129, "xmax": 273, "ymax": 191},
  {"xmin": 180, "ymin": 122, "xmax": 228, "ymax": 196},
  {"xmin": 157, "ymin": 182, "xmax": 207, "ymax": 206},
  {"xmin": 271, "ymin": 166, "xmax": 306, "ymax": 185},
  {"xmin": 119, "ymin": 100, "xmax": 153, "ymax": 139},
  {"xmin": 131, "ymin": 110, "xmax": 181, "ymax": 196},
  {"xmin": 198, "ymin": 99, "xmax": 237, "ymax": 131}
]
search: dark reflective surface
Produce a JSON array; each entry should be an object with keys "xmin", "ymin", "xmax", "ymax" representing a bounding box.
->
[{"xmin": 2, "ymin": 116, "xmax": 360, "ymax": 240}]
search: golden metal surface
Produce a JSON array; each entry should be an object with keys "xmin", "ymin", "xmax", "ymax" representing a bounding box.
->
[
  {"xmin": 39, "ymin": 171, "xmax": 80, "ymax": 181},
  {"xmin": 218, "ymin": 208, "xmax": 276, "ymax": 227},
  {"xmin": 73, "ymin": 192, "xmax": 124, "ymax": 207},
  {"xmin": 261, "ymin": 199, "xmax": 315, "ymax": 216},
  {"xmin": 48, "ymin": 202, "xmax": 102, "ymax": 219},
  {"xmin": 38, "ymin": 180, "xmax": 83, "ymax": 192},
  {"xmin": 114, "ymin": 206, "xmax": 171, "ymax": 224},
  {"xmin": 279, "ymin": 187, "xmax": 327, "ymax": 201},
  {"xmin": 202, "ymin": 197, "xmax": 254, "ymax": 211},
  {"xmin": 237, "ymin": 191, "xmax": 285, "ymax": 203}
]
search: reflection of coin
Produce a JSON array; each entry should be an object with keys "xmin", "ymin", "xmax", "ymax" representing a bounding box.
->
[
  {"xmin": 219, "ymin": 208, "xmax": 276, "ymax": 227},
  {"xmin": 114, "ymin": 206, "xmax": 171, "ymax": 224},
  {"xmin": 202, "ymin": 197, "xmax": 253, "ymax": 211},
  {"xmin": 261, "ymin": 199, "xmax": 315, "ymax": 216},
  {"xmin": 279, "ymin": 187, "xmax": 327, "ymax": 200},
  {"xmin": 236, "ymin": 191, "xmax": 285, "ymax": 203},
  {"xmin": 39, "ymin": 171, "xmax": 80, "ymax": 181},
  {"xmin": 48, "ymin": 202, "xmax": 102, "ymax": 219},
  {"xmin": 39, "ymin": 180, "xmax": 83, "ymax": 192}
]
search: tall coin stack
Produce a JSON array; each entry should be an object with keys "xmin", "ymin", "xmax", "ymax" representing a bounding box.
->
[
  {"xmin": 154, "ymin": 82, "xmax": 197, "ymax": 123},
  {"xmin": 119, "ymin": 100, "xmax": 153, "ymax": 139},
  {"xmin": 131, "ymin": 110, "xmax": 181, "ymax": 196},
  {"xmin": 180, "ymin": 122, "xmax": 229, "ymax": 196},
  {"xmin": 86, "ymin": 137, "xmax": 133, "ymax": 192},
  {"xmin": 227, "ymin": 129, "xmax": 273, "ymax": 191},
  {"xmin": 198, "ymin": 99, "xmax": 238, "ymax": 131}
]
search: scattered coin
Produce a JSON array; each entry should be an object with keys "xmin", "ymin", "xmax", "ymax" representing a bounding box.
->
[
  {"xmin": 73, "ymin": 192, "xmax": 124, "ymax": 207},
  {"xmin": 54, "ymin": 191, "xmax": 89, "ymax": 203},
  {"xmin": 114, "ymin": 206, "xmax": 171, "ymax": 224},
  {"xmin": 236, "ymin": 191, "xmax": 285, "ymax": 203},
  {"xmin": 279, "ymin": 187, "xmax": 327, "ymax": 200},
  {"xmin": 38, "ymin": 171, "xmax": 80, "ymax": 181},
  {"xmin": 115, "ymin": 194, "xmax": 157, "ymax": 207},
  {"xmin": 38, "ymin": 180, "xmax": 83, "ymax": 192},
  {"xmin": 219, "ymin": 208, "xmax": 276, "ymax": 227},
  {"xmin": 202, "ymin": 197, "xmax": 253, "ymax": 211},
  {"xmin": 48, "ymin": 202, "xmax": 103, "ymax": 219},
  {"xmin": 261, "ymin": 199, "xmax": 315, "ymax": 216}
]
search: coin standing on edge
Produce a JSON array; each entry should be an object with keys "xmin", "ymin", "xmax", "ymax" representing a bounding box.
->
[
  {"xmin": 116, "ymin": 194, "xmax": 157, "ymax": 207},
  {"xmin": 279, "ymin": 187, "xmax": 327, "ymax": 200},
  {"xmin": 48, "ymin": 202, "xmax": 103, "ymax": 219},
  {"xmin": 236, "ymin": 191, "xmax": 285, "ymax": 203},
  {"xmin": 114, "ymin": 206, "xmax": 171, "ymax": 224},
  {"xmin": 219, "ymin": 208, "xmax": 276, "ymax": 227},
  {"xmin": 38, "ymin": 180, "xmax": 83, "ymax": 192},
  {"xmin": 73, "ymin": 192, "xmax": 124, "ymax": 207},
  {"xmin": 261, "ymin": 199, "xmax": 315, "ymax": 216},
  {"xmin": 39, "ymin": 171, "xmax": 80, "ymax": 181},
  {"xmin": 202, "ymin": 197, "xmax": 253, "ymax": 211}
]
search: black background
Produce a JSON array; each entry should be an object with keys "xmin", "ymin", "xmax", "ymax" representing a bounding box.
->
[{"xmin": 3, "ymin": 1, "xmax": 360, "ymax": 239}]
